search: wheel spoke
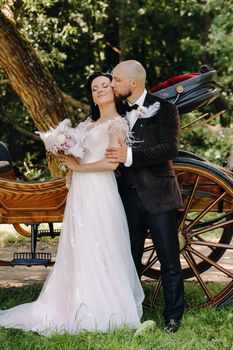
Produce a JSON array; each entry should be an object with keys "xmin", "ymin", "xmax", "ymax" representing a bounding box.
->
[
  {"xmin": 185, "ymin": 191, "xmax": 227, "ymax": 232},
  {"xmin": 189, "ymin": 218, "xmax": 233, "ymax": 239},
  {"xmin": 143, "ymin": 161, "xmax": 233, "ymax": 309},
  {"xmin": 142, "ymin": 255, "xmax": 159, "ymax": 275},
  {"xmin": 193, "ymin": 234, "xmax": 216, "ymax": 252},
  {"xmin": 178, "ymin": 174, "xmax": 200, "ymax": 230},
  {"xmin": 143, "ymin": 246, "xmax": 155, "ymax": 264},
  {"xmin": 151, "ymin": 277, "xmax": 162, "ymax": 307},
  {"xmin": 143, "ymin": 244, "xmax": 155, "ymax": 252},
  {"xmin": 182, "ymin": 250, "xmax": 213, "ymax": 299},
  {"xmin": 191, "ymin": 240, "xmax": 233, "ymax": 250},
  {"xmin": 186, "ymin": 246, "xmax": 233, "ymax": 278},
  {"xmin": 191, "ymin": 211, "xmax": 233, "ymax": 230}
]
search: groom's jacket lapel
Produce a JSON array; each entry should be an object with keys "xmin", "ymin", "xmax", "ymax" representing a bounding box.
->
[{"xmin": 132, "ymin": 92, "xmax": 159, "ymax": 141}]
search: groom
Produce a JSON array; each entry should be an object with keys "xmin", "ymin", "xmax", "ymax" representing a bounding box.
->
[{"xmin": 106, "ymin": 60, "xmax": 184, "ymax": 332}]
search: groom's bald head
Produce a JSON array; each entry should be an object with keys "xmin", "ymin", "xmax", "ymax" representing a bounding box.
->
[
  {"xmin": 111, "ymin": 60, "xmax": 147, "ymax": 103},
  {"xmin": 114, "ymin": 60, "xmax": 146, "ymax": 83}
]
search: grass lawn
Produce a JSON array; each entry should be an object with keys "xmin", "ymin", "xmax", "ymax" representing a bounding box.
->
[
  {"xmin": 0, "ymin": 282, "xmax": 233, "ymax": 350},
  {"xmin": 0, "ymin": 227, "xmax": 232, "ymax": 349}
]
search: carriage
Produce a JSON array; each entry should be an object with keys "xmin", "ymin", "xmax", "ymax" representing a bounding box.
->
[{"xmin": 0, "ymin": 66, "xmax": 232, "ymax": 311}]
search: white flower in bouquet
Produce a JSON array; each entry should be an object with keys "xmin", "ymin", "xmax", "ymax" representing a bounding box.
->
[
  {"xmin": 36, "ymin": 119, "xmax": 78, "ymax": 155},
  {"xmin": 36, "ymin": 118, "xmax": 87, "ymax": 175},
  {"xmin": 57, "ymin": 133, "xmax": 66, "ymax": 145}
]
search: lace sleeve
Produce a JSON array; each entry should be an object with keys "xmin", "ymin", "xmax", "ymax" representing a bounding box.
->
[{"xmin": 108, "ymin": 117, "xmax": 133, "ymax": 145}]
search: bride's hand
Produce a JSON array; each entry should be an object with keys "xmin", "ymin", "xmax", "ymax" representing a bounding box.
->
[{"xmin": 58, "ymin": 155, "xmax": 80, "ymax": 171}]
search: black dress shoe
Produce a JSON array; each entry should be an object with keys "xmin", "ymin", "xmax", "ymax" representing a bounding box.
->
[{"xmin": 164, "ymin": 319, "xmax": 181, "ymax": 333}]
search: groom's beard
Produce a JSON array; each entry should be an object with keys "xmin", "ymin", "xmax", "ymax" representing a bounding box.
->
[{"xmin": 115, "ymin": 89, "xmax": 132, "ymax": 101}]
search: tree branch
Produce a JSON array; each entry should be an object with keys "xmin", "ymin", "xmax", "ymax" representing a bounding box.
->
[
  {"xmin": 0, "ymin": 113, "xmax": 41, "ymax": 141},
  {"xmin": 62, "ymin": 91, "xmax": 89, "ymax": 112},
  {"xmin": 0, "ymin": 78, "xmax": 10, "ymax": 84},
  {"xmin": 0, "ymin": 75, "xmax": 89, "ymax": 111},
  {"xmin": 1, "ymin": 0, "xmax": 24, "ymax": 22},
  {"xmin": 0, "ymin": 73, "xmax": 89, "ymax": 111}
]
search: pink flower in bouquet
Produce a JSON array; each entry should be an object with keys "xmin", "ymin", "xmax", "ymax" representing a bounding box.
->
[{"xmin": 36, "ymin": 119, "xmax": 78, "ymax": 155}]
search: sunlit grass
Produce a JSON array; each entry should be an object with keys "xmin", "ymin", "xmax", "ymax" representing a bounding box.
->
[
  {"xmin": 0, "ymin": 283, "xmax": 233, "ymax": 350},
  {"xmin": 0, "ymin": 226, "xmax": 232, "ymax": 348}
]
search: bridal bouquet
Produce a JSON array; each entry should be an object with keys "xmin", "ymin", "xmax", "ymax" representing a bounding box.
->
[
  {"xmin": 37, "ymin": 119, "xmax": 86, "ymax": 185},
  {"xmin": 36, "ymin": 119, "xmax": 82, "ymax": 157}
]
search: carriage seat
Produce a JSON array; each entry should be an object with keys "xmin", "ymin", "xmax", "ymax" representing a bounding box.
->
[
  {"xmin": 149, "ymin": 73, "xmax": 200, "ymax": 93},
  {"xmin": 0, "ymin": 141, "xmax": 12, "ymax": 163},
  {"xmin": 0, "ymin": 160, "xmax": 12, "ymax": 174},
  {"xmin": 0, "ymin": 141, "xmax": 28, "ymax": 181},
  {"xmin": 149, "ymin": 65, "xmax": 222, "ymax": 114}
]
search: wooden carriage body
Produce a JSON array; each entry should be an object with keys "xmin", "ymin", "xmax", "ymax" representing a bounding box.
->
[{"xmin": 0, "ymin": 177, "xmax": 67, "ymax": 225}]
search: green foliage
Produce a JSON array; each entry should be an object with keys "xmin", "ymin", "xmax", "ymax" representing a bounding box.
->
[
  {"xmin": 20, "ymin": 0, "xmax": 109, "ymax": 96},
  {"xmin": 180, "ymin": 122, "xmax": 232, "ymax": 166},
  {"xmin": 114, "ymin": 0, "xmax": 206, "ymax": 84},
  {"xmin": 206, "ymin": 0, "xmax": 233, "ymax": 108}
]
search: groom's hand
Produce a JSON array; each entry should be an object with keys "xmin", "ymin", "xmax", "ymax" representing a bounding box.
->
[{"xmin": 105, "ymin": 144, "xmax": 127, "ymax": 163}]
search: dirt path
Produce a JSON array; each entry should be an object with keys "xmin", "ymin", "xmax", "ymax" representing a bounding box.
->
[
  {"xmin": 0, "ymin": 225, "xmax": 232, "ymax": 288},
  {"xmin": 0, "ymin": 224, "xmax": 58, "ymax": 287},
  {"xmin": 0, "ymin": 241, "xmax": 57, "ymax": 287}
]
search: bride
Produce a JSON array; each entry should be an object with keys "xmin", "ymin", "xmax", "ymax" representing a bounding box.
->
[{"xmin": 0, "ymin": 72, "xmax": 144, "ymax": 336}]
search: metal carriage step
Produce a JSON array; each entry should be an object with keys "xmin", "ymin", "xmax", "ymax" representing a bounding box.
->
[{"xmin": 10, "ymin": 252, "xmax": 51, "ymax": 267}]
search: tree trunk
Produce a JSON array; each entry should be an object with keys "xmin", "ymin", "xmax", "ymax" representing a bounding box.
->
[
  {"xmin": 0, "ymin": 12, "xmax": 72, "ymax": 177},
  {"xmin": 200, "ymin": 9, "xmax": 213, "ymax": 65},
  {"xmin": 118, "ymin": 5, "xmax": 126, "ymax": 60},
  {"xmin": 227, "ymin": 144, "xmax": 233, "ymax": 170}
]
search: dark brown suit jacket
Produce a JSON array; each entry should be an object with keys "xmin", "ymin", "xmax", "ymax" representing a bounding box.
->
[{"xmin": 118, "ymin": 92, "xmax": 183, "ymax": 214}]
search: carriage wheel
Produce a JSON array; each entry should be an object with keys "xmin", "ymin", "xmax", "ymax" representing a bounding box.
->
[
  {"xmin": 142, "ymin": 158, "xmax": 233, "ymax": 309},
  {"xmin": 13, "ymin": 223, "xmax": 31, "ymax": 237}
]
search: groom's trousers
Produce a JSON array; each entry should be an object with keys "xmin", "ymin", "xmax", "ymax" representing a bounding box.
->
[{"xmin": 122, "ymin": 186, "xmax": 184, "ymax": 322}]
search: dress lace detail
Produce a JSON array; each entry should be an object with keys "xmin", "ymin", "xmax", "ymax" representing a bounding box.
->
[{"xmin": 108, "ymin": 116, "xmax": 133, "ymax": 144}]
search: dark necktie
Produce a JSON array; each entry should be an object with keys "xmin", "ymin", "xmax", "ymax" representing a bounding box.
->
[{"xmin": 125, "ymin": 103, "xmax": 139, "ymax": 112}]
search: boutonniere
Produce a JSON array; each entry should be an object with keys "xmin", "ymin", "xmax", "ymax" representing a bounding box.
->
[{"xmin": 135, "ymin": 102, "xmax": 160, "ymax": 120}]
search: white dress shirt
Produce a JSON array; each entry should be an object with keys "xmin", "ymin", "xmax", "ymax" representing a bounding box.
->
[{"xmin": 124, "ymin": 90, "xmax": 147, "ymax": 167}]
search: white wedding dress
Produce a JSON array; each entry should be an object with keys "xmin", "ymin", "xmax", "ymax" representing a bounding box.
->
[{"xmin": 0, "ymin": 117, "xmax": 144, "ymax": 336}]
